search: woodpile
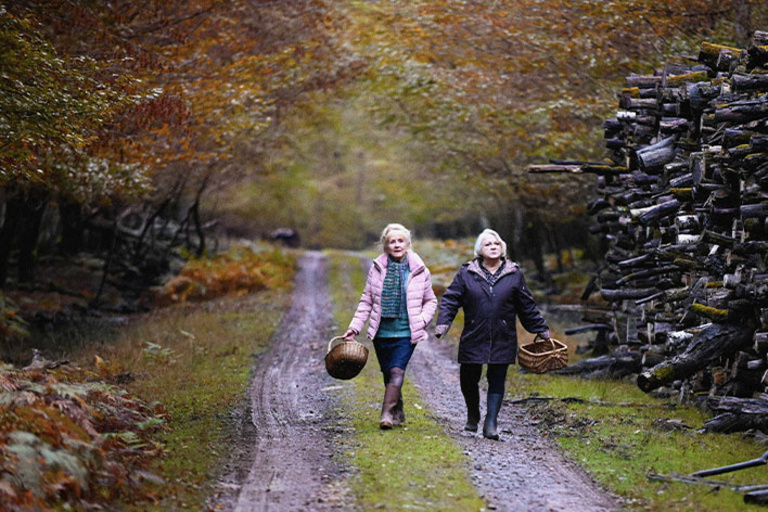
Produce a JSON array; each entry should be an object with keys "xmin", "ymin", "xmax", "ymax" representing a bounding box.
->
[{"xmin": 529, "ymin": 31, "xmax": 768, "ymax": 425}]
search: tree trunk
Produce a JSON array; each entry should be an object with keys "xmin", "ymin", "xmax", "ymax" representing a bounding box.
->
[
  {"xmin": 58, "ymin": 200, "xmax": 84, "ymax": 256},
  {"xmin": 714, "ymin": 99, "xmax": 768, "ymax": 124},
  {"xmin": 637, "ymin": 323, "xmax": 754, "ymax": 392},
  {"xmin": 0, "ymin": 196, "xmax": 22, "ymax": 288},
  {"xmin": 635, "ymin": 135, "xmax": 678, "ymax": 173},
  {"xmin": 549, "ymin": 351, "xmax": 642, "ymax": 379},
  {"xmin": 745, "ymin": 490, "xmax": 768, "ymax": 506},
  {"xmin": 636, "ymin": 200, "xmax": 682, "ymax": 226},
  {"xmin": 601, "ymin": 287, "xmax": 658, "ymax": 301},
  {"xmin": 17, "ymin": 195, "xmax": 46, "ymax": 283},
  {"xmin": 734, "ymin": 1, "xmax": 754, "ymax": 48},
  {"xmin": 525, "ymin": 213, "xmax": 547, "ymax": 280}
]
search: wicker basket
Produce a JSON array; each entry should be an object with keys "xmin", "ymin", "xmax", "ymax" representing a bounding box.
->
[
  {"xmin": 518, "ymin": 336, "xmax": 569, "ymax": 374},
  {"xmin": 325, "ymin": 336, "xmax": 369, "ymax": 380}
]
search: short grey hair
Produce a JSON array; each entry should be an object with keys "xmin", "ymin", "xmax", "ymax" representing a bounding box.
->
[
  {"xmin": 380, "ymin": 223, "xmax": 412, "ymax": 247},
  {"xmin": 474, "ymin": 229, "xmax": 507, "ymax": 258}
]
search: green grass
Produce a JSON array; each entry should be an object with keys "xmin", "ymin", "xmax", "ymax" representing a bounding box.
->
[
  {"xmin": 504, "ymin": 365, "xmax": 768, "ymax": 511},
  {"xmin": 73, "ymin": 288, "xmax": 293, "ymax": 511},
  {"xmin": 325, "ymin": 250, "xmax": 485, "ymax": 511}
]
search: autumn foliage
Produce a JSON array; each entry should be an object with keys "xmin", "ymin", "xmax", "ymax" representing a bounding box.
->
[
  {"xmin": 3, "ymin": 0, "xmax": 768, "ymax": 273},
  {"xmin": 0, "ymin": 0, "xmax": 358, "ymax": 287},
  {"xmin": 0, "ymin": 363, "xmax": 166, "ymax": 510},
  {"xmin": 149, "ymin": 245, "xmax": 296, "ymax": 307},
  {"xmin": 3, "ymin": 1, "xmax": 768, "ymax": 510}
]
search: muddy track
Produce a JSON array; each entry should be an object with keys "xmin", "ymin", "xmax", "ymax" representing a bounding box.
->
[
  {"xmin": 209, "ymin": 251, "xmax": 349, "ymax": 512},
  {"xmin": 209, "ymin": 251, "xmax": 623, "ymax": 511}
]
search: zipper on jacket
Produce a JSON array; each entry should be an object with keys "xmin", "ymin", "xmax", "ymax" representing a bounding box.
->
[{"xmin": 488, "ymin": 284, "xmax": 495, "ymax": 359}]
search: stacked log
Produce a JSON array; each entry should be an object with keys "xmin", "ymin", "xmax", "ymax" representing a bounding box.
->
[{"xmin": 530, "ymin": 31, "xmax": 768, "ymax": 415}]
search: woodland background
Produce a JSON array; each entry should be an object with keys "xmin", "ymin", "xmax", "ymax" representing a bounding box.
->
[
  {"xmin": 4, "ymin": 2, "xmax": 768, "ymax": 511},
  {"xmin": 3, "ymin": 0, "xmax": 767, "ymax": 293}
]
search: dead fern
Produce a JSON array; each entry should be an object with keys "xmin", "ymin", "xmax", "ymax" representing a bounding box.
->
[{"xmin": 0, "ymin": 363, "xmax": 167, "ymax": 510}]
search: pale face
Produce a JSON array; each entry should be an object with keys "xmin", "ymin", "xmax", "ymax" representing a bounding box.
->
[
  {"xmin": 385, "ymin": 231, "xmax": 410, "ymax": 262},
  {"xmin": 479, "ymin": 235, "xmax": 503, "ymax": 261}
]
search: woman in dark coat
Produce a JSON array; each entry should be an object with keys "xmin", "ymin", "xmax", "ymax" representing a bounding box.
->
[{"xmin": 435, "ymin": 229, "xmax": 550, "ymax": 440}]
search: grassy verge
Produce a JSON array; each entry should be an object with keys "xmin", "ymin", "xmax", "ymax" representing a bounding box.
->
[
  {"xmin": 325, "ymin": 250, "xmax": 484, "ymax": 511},
  {"xmin": 72, "ymin": 261, "xmax": 294, "ymax": 510},
  {"xmin": 502, "ymin": 368, "xmax": 768, "ymax": 511}
]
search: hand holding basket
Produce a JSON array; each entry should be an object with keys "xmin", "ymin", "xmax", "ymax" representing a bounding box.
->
[
  {"xmin": 324, "ymin": 336, "xmax": 369, "ymax": 380},
  {"xmin": 518, "ymin": 334, "xmax": 568, "ymax": 374}
]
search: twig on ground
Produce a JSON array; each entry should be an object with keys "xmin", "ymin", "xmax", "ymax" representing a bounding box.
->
[{"xmin": 507, "ymin": 396, "xmax": 676, "ymax": 409}]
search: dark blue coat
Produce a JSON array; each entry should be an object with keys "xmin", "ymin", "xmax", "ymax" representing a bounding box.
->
[{"xmin": 436, "ymin": 259, "xmax": 549, "ymax": 364}]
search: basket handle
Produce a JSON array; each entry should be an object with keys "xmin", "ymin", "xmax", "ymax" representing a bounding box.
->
[
  {"xmin": 327, "ymin": 335, "xmax": 348, "ymax": 355},
  {"xmin": 533, "ymin": 333, "xmax": 555, "ymax": 349}
]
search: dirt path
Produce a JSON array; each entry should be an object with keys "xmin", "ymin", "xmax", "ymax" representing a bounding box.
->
[
  {"xmin": 409, "ymin": 337, "xmax": 623, "ymax": 511},
  {"xmin": 209, "ymin": 251, "xmax": 350, "ymax": 511},
  {"xmin": 209, "ymin": 251, "xmax": 623, "ymax": 511}
]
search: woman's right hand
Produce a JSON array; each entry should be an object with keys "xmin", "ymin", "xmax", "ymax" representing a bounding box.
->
[{"xmin": 343, "ymin": 329, "xmax": 357, "ymax": 341}]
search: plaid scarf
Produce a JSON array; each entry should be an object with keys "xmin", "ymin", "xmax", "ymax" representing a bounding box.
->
[
  {"xmin": 381, "ymin": 256, "xmax": 408, "ymax": 319},
  {"xmin": 479, "ymin": 259, "xmax": 506, "ymax": 286}
]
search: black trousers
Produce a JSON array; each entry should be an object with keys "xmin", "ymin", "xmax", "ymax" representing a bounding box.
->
[{"xmin": 460, "ymin": 363, "xmax": 509, "ymax": 394}]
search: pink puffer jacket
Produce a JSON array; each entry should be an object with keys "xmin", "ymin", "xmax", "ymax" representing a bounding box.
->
[{"xmin": 348, "ymin": 251, "xmax": 437, "ymax": 344}]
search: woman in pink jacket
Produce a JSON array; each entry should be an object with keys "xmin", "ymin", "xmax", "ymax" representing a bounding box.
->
[{"xmin": 344, "ymin": 223, "xmax": 437, "ymax": 429}]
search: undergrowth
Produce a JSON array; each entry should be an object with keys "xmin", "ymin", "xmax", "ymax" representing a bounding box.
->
[
  {"xmin": 111, "ymin": 294, "xmax": 293, "ymax": 509},
  {"xmin": 0, "ymin": 363, "xmax": 165, "ymax": 510},
  {"xmin": 58, "ymin": 245, "xmax": 295, "ymax": 511},
  {"xmin": 7, "ymin": 240, "xmax": 767, "ymax": 511}
]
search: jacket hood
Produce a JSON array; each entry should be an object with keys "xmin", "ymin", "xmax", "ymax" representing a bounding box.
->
[{"xmin": 467, "ymin": 258, "xmax": 518, "ymax": 279}]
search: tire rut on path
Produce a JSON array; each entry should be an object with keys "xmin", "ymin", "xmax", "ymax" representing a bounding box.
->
[
  {"xmin": 209, "ymin": 251, "xmax": 349, "ymax": 512},
  {"xmin": 409, "ymin": 336, "xmax": 623, "ymax": 511}
]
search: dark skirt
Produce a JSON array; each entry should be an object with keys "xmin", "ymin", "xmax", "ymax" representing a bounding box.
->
[{"xmin": 373, "ymin": 336, "xmax": 415, "ymax": 372}]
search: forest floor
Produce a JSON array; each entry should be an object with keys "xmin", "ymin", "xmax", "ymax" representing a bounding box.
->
[{"xmin": 206, "ymin": 251, "xmax": 623, "ymax": 512}]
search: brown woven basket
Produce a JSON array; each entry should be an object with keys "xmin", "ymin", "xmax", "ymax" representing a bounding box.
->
[
  {"xmin": 518, "ymin": 336, "xmax": 569, "ymax": 374},
  {"xmin": 325, "ymin": 336, "xmax": 369, "ymax": 380}
]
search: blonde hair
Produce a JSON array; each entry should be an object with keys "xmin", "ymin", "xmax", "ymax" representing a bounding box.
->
[
  {"xmin": 474, "ymin": 229, "xmax": 507, "ymax": 258},
  {"xmin": 380, "ymin": 223, "xmax": 412, "ymax": 248}
]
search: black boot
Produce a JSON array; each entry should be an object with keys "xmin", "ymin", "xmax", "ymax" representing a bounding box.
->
[
  {"xmin": 462, "ymin": 387, "xmax": 480, "ymax": 432},
  {"xmin": 460, "ymin": 364, "xmax": 481, "ymax": 432},
  {"xmin": 483, "ymin": 393, "xmax": 503, "ymax": 440}
]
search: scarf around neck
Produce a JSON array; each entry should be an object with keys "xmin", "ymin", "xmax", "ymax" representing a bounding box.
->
[
  {"xmin": 381, "ymin": 255, "xmax": 408, "ymax": 319},
  {"xmin": 479, "ymin": 258, "xmax": 506, "ymax": 286}
]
